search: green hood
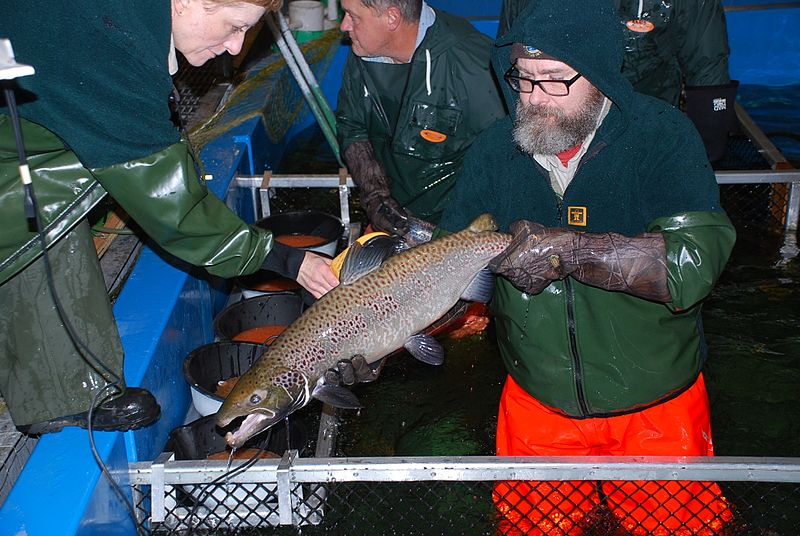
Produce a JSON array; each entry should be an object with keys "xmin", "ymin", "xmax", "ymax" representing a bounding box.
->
[{"xmin": 492, "ymin": 0, "xmax": 635, "ymax": 120}]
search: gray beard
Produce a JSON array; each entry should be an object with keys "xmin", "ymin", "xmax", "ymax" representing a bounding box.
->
[{"xmin": 512, "ymin": 88, "xmax": 606, "ymax": 156}]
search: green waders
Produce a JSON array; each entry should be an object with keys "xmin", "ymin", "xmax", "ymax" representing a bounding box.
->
[{"xmin": 0, "ymin": 220, "xmax": 125, "ymax": 427}]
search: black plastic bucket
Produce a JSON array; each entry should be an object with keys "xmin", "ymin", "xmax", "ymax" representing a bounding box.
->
[
  {"xmin": 255, "ymin": 209, "xmax": 343, "ymax": 257},
  {"xmin": 183, "ymin": 341, "xmax": 268, "ymax": 416},
  {"xmin": 165, "ymin": 414, "xmax": 307, "ymax": 460},
  {"xmin": 236, "ymin": 269, "xmax": 301, "ymax": 299},
  {"xmin": 213, "ymin": 291, "xmax": 303, "ymax": 343}
]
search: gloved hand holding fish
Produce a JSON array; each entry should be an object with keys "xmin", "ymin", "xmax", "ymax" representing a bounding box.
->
[
  {"xmin": 216, "ymin": 214, "xmax": 512, "ymax": 448},
  {"xmin": 490, "ymin": 219, "xmax": 671, "ymax": 301}
]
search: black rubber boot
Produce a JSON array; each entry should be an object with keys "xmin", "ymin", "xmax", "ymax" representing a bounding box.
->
[{"xmin": 18, "ymin": 388, "xmax": 161, "ymax": 435}]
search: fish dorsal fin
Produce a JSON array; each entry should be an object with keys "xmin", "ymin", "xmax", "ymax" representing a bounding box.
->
[
  {"xmin": 460, "ymin": 267, "xmax": 495, "ymax": 303},
  {"xmin": 339, "ymin": 234, "xmax": 397, "ymax": 285}
]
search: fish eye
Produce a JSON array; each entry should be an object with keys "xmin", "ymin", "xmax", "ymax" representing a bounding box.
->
[{"xmin": 249, "ymin": 394, "xmax": 261, "ymax": 405}]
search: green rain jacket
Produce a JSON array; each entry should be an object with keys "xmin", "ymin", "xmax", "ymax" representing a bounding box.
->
[
  {"xmin": 0, "ymin": 2, "xmax": 285, "ymax": 286},
  {"xmin": 440, "ymin": 0, "xmax": 736, "ymax": 417},
  {"xmin": 497, "ymin": 0, "xmax": 731, "ymax": 106},
  {"xmin": 336, "ymin": 8, "xmax": 506, "ymax": 224}
]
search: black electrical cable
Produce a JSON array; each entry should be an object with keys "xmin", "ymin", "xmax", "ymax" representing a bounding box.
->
[
  {"xmin": 3, "ymin": 82, "xmax": 148, "ymax": 536},
  {"xmin": 87, "ymin": 385, "xmax": 148, "ymax": 536},
  {"xmin": 3, "ymin": 87, "xmax": 35, "ymax": 222}
]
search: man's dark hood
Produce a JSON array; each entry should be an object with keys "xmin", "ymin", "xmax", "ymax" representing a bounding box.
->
[{"xmin": 492, "ymin": 0, "xmax": 635, "ymax": 120}]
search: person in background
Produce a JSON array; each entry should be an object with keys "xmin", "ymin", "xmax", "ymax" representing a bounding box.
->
[
  {"xmin": 440, "ymin": 0, "xmax": 736, "ymax": 533},
  {"xmin": 0, "ymin": 0, "xmax": 338, "ymax": 435},
  {"xmin": 498, "ymin": 0, "xmax": 738, "ymax": 163},
  {"xmin": 336, "ymin": 0, "xmax": 506, "ymax": 234}
]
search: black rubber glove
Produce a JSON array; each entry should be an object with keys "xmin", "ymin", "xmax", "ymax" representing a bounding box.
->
[
  {"xmin": 684, "ymin": 81, "xmax": 739, "ymax": 163},
  {"xmin": 397, "ymin": 216, "xmax": 436, "ymax": 249},
  {"xmin": 344, "ymin": 141, "xmax": 409, "ymax": 235},
  {"xmin": 490, "ymin": 220, "xmax": 671, "ymax": 302}
]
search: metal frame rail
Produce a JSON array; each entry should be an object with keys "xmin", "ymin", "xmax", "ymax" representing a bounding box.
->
[{"xmin": 130, "ymin": 455, "xmax": 800, "ymax": 528}]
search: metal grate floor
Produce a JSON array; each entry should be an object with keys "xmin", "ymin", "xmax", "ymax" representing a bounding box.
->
[{"xmin": 0, "ymin": 400, "xmax": 36, "ymax": 507}]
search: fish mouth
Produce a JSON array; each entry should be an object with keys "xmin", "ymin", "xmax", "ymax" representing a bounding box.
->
[{"xmin": 223, "ymin": 410, "xmax": 286, "ymax": 449}]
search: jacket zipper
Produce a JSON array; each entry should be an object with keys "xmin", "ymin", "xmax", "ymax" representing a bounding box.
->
[
  {"xmin": 553, "ymin": 139, "xmax": 607, "ymax": 417},
  {"xmin": 564, "ymin": 277, "xmax": 590, "ymax": 415},
  {"xmin": 557, "ymin": 197, "xmax": 588, "ymax": 416}
]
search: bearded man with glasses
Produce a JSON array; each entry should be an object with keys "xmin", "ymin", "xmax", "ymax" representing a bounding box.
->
[{"xmin": 438, "ymin": 0, "xmax": 737, "ymax": 533}]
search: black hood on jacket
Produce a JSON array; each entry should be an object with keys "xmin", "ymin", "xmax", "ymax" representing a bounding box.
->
[{"xmin": 492, "ymin": 0, "xmax": 635, "ymax": 120}]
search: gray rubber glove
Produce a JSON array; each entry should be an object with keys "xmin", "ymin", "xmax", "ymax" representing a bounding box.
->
[{"xmin": 344, "ymin": 140, "xmax": 409, "ymax": 235}]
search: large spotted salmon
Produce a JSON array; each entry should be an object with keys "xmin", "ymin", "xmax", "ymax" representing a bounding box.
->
[{"xmin": 216, "ymin": 214, "xmax": 511, "ymax": 448}]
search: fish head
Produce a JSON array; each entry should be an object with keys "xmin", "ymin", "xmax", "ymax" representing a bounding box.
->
[{"xmin": 215, "ymin": 364, "xmax": 312, "ymax": 449}]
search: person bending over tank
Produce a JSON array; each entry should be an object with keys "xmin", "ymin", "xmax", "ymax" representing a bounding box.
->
[{"xmin": 0, "ymin": 0, "xmax": 339, "ymax": 435}]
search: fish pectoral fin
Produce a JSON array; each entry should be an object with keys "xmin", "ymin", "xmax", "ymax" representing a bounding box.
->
[
  {"xmin": 312, "ymin": 384, "xmax": 364, "ymax": 409},
  {"xmin": 404, "ymin": 333, "xmax": 444, "ymax": 365},
  {"xmin": 460, "ymin": 267, "xmax": 495, "ymax": 303},
  {"xmin": 339, "ymin": 235, "xmax": 397, "ymax": 285}
]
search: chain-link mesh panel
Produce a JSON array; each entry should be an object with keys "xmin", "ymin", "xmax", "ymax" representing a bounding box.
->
[
  {"xmin": 717, "ymin": 135, "xmax": 773, "ymax": 172},
  {"xmin": 138, "ymin": 479, "xmax": 326, "ymax": 533},
  {"xmin": 493, "ymin": 479, "xmax": 733, "ymax": 535},
  {"xmin": 172, "ymin": 56, "xmax": 228, "ymax": 130},
  {"xmin": 134, "ymin": 471, "xmax": 800, "ymax": 535},
  {"xmin": 0, "ymin": 426, "xmax": 36, "ymax": 508},
  {"xmin": 716, "ymin": 132, "xmax": 798, "ymax": 232},
  {"xmin": 720, "ymin": 182, "xmax": 792, "ymax": 232}
]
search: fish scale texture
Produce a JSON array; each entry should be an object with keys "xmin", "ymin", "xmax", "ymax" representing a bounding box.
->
[{"xmin": 271, "ymin": 227, "xmax": 508, "ymax": 382}]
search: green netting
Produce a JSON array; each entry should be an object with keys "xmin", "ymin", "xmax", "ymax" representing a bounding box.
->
[{"xmin": 189, "ymin": 29, "xmax": 341, "ymax": 152}]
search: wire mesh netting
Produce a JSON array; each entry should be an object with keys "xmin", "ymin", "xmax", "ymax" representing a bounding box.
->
[
  {"xmin": 716, "ymin": 134, "xmax": 797, "ymax": 232},
  {"xmin": 183, "ymin": 29, "xmax": 341, "ymax": 152},
  {"xmin": 719, "ymin": 181, "xmax": 794, "ymax": 232},
  {"xmin": 133, "ymin": 467, "xmax": 800, "ymax": 535}
]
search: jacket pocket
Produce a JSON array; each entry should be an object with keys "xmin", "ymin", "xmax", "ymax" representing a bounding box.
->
[{"xmin": 396, "ymin": 102, "xmax": 462, "ymax": 161}]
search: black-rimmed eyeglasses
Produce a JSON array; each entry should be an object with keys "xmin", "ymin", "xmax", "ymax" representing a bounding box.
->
[{"xmin": 504, "ymin": 66, "xmax": 582, "ymax": 97}]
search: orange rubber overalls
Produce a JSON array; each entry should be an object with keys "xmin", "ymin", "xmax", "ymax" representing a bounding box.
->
[{"xmin": 494, "ymin": 374, "xmax": 733, "ymax": 535}]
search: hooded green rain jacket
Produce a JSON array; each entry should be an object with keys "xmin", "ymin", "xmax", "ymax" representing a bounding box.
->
[
  {"xmin": 336, "ymin": 8, "xmax": 506, "ymax": 224},
  {"xmin": 0, "ymin": 2, "xmax": 277, "ymax": 286},
  {"xmin": 498, "ymin": 0, "xmax": 731, "ymax": 106},
  {"xmin": 440, "ymin": 0, "xmax": 735, "ymax": 417}
]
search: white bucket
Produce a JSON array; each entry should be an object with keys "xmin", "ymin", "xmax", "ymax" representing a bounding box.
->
[{"xmin": 288, "ymin": 0, "xmax": 325, "ymax": 32}]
